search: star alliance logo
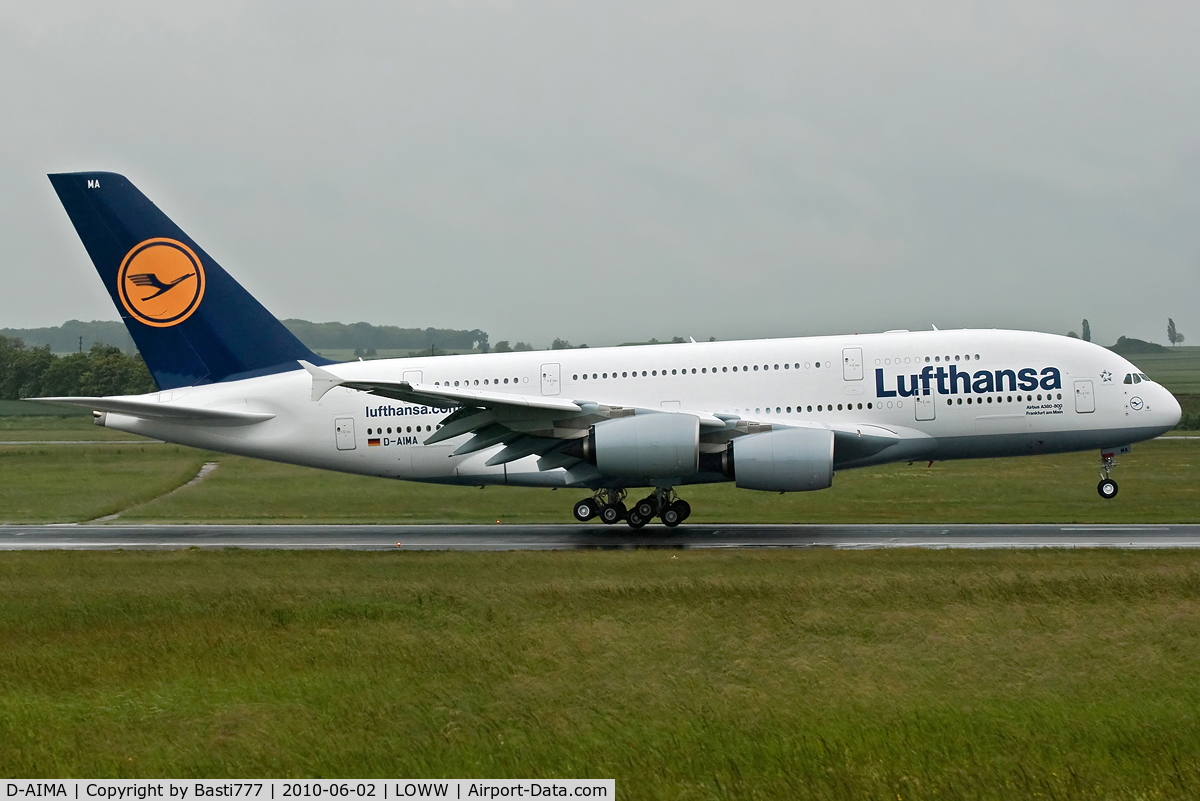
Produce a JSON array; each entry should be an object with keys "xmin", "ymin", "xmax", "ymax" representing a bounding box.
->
[{"xmin": 1100, "ymin": 371, "xmax": 1112, "ymax": 382}]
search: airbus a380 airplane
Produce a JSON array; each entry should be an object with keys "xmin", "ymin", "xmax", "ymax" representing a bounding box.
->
[{"xmin": 40, "ymin": 172, "xmax": 1181, "ymax": 528}]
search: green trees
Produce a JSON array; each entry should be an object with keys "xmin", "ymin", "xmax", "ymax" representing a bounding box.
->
[
  {"xmin": 1168, "ymin": 318, "xmax": 1185, "ymax": 346},
  {"xmin": 0, "ymin": 337, "xmax": 155, "ymax": 400},
  {"xmin": 1082, "ymin": 319, "xmax": 1091, "ymax": 342}
]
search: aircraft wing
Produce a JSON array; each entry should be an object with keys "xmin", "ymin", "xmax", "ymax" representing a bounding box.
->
[
  {"xmin": 300, "ymin": 360, "xmax": 915, "ymax": 469},
  {"xmin": 301, "ymin": 361, "xmax": 732, "ymax": 467},
  {"xmin": 335, "ymin": 377, "xmax": 585, "ymax": 414},
  {"xmin": 31, "ymin": 396, "xmax": 275, "ymax": 425}
]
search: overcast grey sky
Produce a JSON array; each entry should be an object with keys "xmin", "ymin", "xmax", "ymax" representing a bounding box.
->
[{"xmin": 2, "ymin": 1, "xmax": 1197, "ymax": 347}]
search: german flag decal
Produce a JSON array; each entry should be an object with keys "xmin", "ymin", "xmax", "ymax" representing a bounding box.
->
[{"xmin": 368, "ymin": 438, "xmax": 381, "ymax": 447}]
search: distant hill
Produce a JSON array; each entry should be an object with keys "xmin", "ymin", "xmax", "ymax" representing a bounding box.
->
[
  {"xmin": 281, "ymin": 320, "xmax": 488, "ymax": 352},
  {"xmin": 1, "ymin": 319, "xmax": 489, "ymax": 355},
  {"xmin": 0, "ymin": 320, "xmax": 136, "ymax": 353},
  {"xmin": 1109, "ymin": 336, "xmax": 1168, "ymax": 355}
]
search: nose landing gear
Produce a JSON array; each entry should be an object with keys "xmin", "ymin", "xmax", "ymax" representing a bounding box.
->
[
  {"xmin": 1097, "ymin": 450, "xmax": 1119, "ymax": 499},
  {"xmin": 572, "ymin": 487, "xmax": 691, "ymax": 528}
]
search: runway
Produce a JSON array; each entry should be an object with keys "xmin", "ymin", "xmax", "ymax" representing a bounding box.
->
[{"xmin": 1, "ymin": 523, "xmax": 1198, "ymax": 550}]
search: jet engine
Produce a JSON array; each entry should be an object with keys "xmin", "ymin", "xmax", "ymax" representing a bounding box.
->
[
  {"xmin": 727, "ymin": 427, "xmax": 834, "ymax": 492},
  {"xmin": 566, "ymin": 413, "xmax": 700, "ymax": 478}
]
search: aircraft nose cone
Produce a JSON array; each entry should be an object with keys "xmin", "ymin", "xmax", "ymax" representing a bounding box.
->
[{"xmin": 1164, "ymin": 389, "xmax": 1182, "ymax": 429}]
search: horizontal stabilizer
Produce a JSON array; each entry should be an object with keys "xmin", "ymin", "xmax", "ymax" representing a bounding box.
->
[{"xmin": 32, "ymin": 396, "xmax": 275, "ymax": 425}]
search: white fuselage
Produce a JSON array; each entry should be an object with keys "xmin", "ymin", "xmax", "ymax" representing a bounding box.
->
[{"xmin": 97, "ymin": 329, "xmax": 1181, "ymax": 489}]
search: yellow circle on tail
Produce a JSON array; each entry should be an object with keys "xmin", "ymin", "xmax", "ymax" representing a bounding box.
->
[{"xmin": 117, "ymin": 238, "xmax": 206, "ymax": 327}]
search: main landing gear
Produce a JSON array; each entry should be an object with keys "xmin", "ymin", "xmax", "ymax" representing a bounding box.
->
[
  {"xmin": 572, "ymin": 488, "xmax": 692, "ymax": 529},
  {"xmin": 1097, "ymin": 451, "xmax": 1119, "ymax": 499}
]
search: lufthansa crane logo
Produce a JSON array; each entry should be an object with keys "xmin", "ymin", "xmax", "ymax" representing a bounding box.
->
[{"xmin": 117, "ymin": 238, "xmax": 206, "ymax": 327}]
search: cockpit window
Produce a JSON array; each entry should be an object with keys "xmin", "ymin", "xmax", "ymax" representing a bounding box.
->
[
  {"xmin": 1138, "ymin": 373, "xmax": 1152, "ymax": 382},
  {"xmin": 1132, "ymin": 374, "xmax": 1142, "ymax": 384},
  {"xmin": 1123, "ymin": 373, "xmax": 1133, "ymax": 384}
]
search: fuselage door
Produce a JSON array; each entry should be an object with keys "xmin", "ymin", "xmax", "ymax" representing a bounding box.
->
[
  {"xmin": 541, "ymin": 363, "xmax": 561, "ymax": 396},
  {"xmin": 842, "ymin": 348, "xmax": 863, "ymax": 381},
  {"xmin": 1075, "ymin": 380, "xmax": 1095, "ymax": 413},
  {"xmin": 334, "ymin": 417, "xmax": 357, "ymax": 450},
  {"xmin": 402, "ymin": 370, "xmax": 422, "ymax": 384},
  {"xmin": 914, "ymin": 388, "xmax": 936, "ymax": 421}
]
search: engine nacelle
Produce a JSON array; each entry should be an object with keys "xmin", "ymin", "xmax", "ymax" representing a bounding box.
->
[
  {"xmin": 574, "ymin": 413, "xmax": 700, "ymax": 478},
  {"xmin": 730, "ymin": 428, "xmax": 834, "ymax": 492}
]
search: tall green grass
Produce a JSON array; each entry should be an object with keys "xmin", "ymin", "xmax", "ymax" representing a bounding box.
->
[
  {"xmin": 1, "ymin": 549, "xmax": 1199, "ymax": 799},
  {"xmin": 3, "ymin": 428, "xmax": 1199, "ymax": 525},
  {"xmin": 0, "ymin": 415, "xmax": 150, "ymax": 441},
  {"xmin": 120, "ymin": 437, "xmax": 1200, "ymax": 524},
  {"xmin": 0, "ymin": 443, "xmax": 208, "ymax": 522}
]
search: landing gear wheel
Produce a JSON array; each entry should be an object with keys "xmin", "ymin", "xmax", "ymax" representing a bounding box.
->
[
  {"xmin": 600, "ymin": 503, "xmax": 625, "ymax": 524},
  {"xmin": 573, "ymin": 498, "xmax": 600, "ymax": 522},
  {"xmin": 661, "ymin": 505, "xmax": 682, "ymax": 528},
  {"xmin": 673, "ymin": 500, "xmax": 691, "ymax": 522},
  {"xmin": 1098, "ymin": 479, "xmax": 1118, "ymax": 499},
  {"xmin": 635, "ymin": 498, "xmax": 657, "ymax": 520},
  {"xmin": 627, "ymin": 510, "xmax": 648, "ymax": 529}
]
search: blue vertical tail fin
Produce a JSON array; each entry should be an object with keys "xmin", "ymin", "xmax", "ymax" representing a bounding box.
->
[{"xmin": 48, "ymin": 171, "xmax": 331, "ymax": 390}]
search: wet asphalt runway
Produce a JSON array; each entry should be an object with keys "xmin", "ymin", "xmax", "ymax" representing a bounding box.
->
[{"xmin": 0, "ymin": 523, "xmax": 1197, "ymax": 550}]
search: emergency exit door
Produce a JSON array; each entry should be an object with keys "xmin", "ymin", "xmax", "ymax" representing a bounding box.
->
[
  {"xmin": 334, "ymin": 417, "xmax": 357, "ymax": 450},
  {"xmin": 541, "ymin": 363, "xmax": 561, "ymax": 396},
  {"xmin": 914, "ymin": 389, "xmax": 936, "ymax": 421},
  {"xmin": 842, "ymin": 348, "xmax": 863, "ymax": 381},
  {"xmin": 1074, "ymin": 380, "xmax": 1095, "ymax": 413}
]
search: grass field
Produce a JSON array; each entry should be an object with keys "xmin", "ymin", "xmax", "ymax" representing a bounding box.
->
[
  {"xmin": 0, "ymin": 415, "xmax": 151, "ymax": 441},
  {"xmin": 1126, "ymin": 346, "xmax": 1200, "ymax": 394},
  {"xmin": 0, "ymin": 399, "xmax": 89, "ymax": 417},
  {"xmin": 1, "ymin": 548, "xmax": 1200, "ymax": 798},
  {"xmin": 2, "ymin": 429, "xmax": 1199, "ymax": 524},
  {"xmin": 0, "ymin": 441, "xmax": 208, "ymax": 522}
]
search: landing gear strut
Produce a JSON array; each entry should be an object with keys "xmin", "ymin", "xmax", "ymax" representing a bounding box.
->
[
  {"xmin": 1098, "ymin": 451, "xmax": 1119, "ymax": 499},
  {"xmin": 572, "ymin": 487, "xmax": 691, "ymax": 528}
]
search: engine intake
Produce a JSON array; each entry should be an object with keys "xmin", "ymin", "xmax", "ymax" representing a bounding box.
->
[{"xmin": 729, "ymin": 428, "xmax": 834, "ymax": 492}]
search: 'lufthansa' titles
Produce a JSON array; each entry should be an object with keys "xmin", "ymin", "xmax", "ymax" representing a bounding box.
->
[{"xmin": 875, "ymin": 366, "xmax": 1061, "ymax": 398}]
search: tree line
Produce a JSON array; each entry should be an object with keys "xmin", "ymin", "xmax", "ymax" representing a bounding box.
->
[
  {"xmin": 0, "ymin": 319, "xmax": 491, "ymax": 356},
  {"xmin": 281, "ymin": 320, "xmax": 489, "ymax": 353},
  {"xmin": 0, "ymin": 337, "xmax": 155, "ymax": 400}
]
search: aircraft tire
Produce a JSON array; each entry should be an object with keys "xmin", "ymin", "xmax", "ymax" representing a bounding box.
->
[
  {"xmin": 661, "ymin": 506, "xmax": 681, "ymax": 527},
  {"xmin": 1098, "ymin": 479, "xmax": 1118, "ymax": 499},
  {"xmin": 674, "ymin": 500, "xmax": 691, "ymax": 522},
  {"xmin": 627, "ymin": 510, "xmax": 648, "ymax": 529},
  {"xmin": 573, "ymin": 498, "xmax": 600, "ymax": 522},
  {"xmin": 600, "ymin": 504, "xmax": 624, "ymax": 524},
  {"xmin": 635, "ymin": 498, "xmax": 657, "ymax": 519}
]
